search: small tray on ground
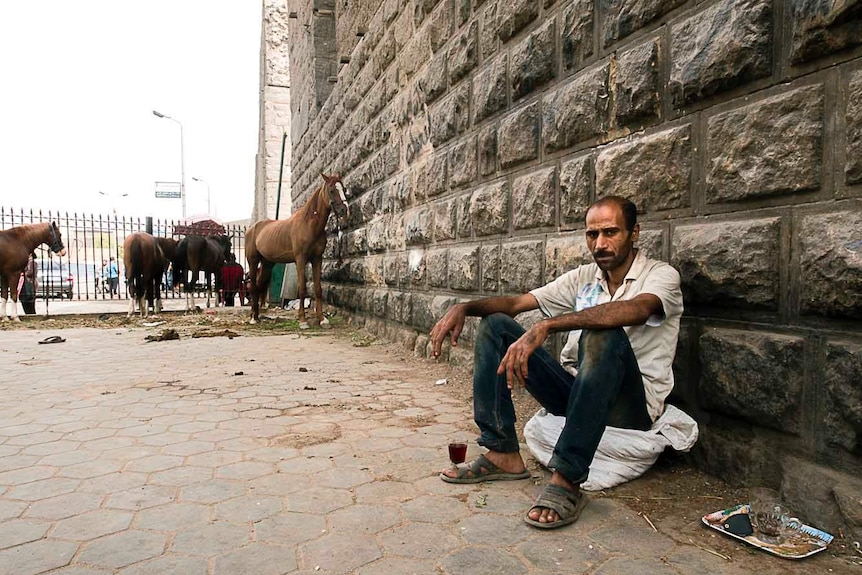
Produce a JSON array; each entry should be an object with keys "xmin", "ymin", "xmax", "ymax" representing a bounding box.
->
[{"xmin": 701, "ymin": 504, "xmax": 834, "ymax": 559}]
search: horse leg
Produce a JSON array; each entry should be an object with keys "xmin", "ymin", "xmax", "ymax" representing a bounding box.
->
[
  {"xmin": 7, "ymin": 275, "xmax": 20, "ymax": 322},
  {"xmin": 0, "ymin": 278, "xmax": 7, "ymax": 321},
  {"xmin": 296, "ymin": 257, "xmax": 311, "ymax": 329},
  {"xmin": 205, "ymin": 272, "xmax": 212, "ymax": 309},
  {"xmin": 311, "ymin": 258, "xmax": 329, "ymax": 328}
]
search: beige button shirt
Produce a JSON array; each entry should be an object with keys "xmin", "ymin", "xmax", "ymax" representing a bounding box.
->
[{"xmin": 530, "ymin": 249, "xmax": 684, "ymax": 422}]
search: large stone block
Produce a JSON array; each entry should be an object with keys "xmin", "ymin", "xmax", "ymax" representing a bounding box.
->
[
  {"xmin": 823, "ymin": 340, "xmax": 862, "ymax": 453},
  {"xmin": 481, "ymin": 244, "xmax": 501, "ymax": 292},
  {"xmin": 426, "ymin": 0, "xmax": 454, "ymax": 53},
  {"xmin": 429, "ymin": 84, "xmax": 470, "ymax": 147},
  {"xmin": 511, "ymin": 19, "xmax": 556, "ymax": 101},
  {"xmin": 387, "ymin": 213, "xmax": 407, "ymax": 250},
  {"xmin": 405, "ymin": 206, "xmax": 433, "ymax": 245},
  {"xmin": 561, "ymin": 0, "xmax": 594, "ymax": 72},
  {"xmin": 418, "ymin": 53, "xmax": 448, "ymax": 104},
  {"xmin": 543, "ymin": 64, "xmax": 610, "ymax": 153},
  {"xmin": 371, "ymin": 288, "xmax": 389, "ymax": 318},
  {"xmin": 449, "ymin": 245, "xmax": 480, "ymax": 291},
  {"xmin": 388, "ymin": 290, "xmax": 413, "ymax": 324},
  {"xmin": 456, "ymin": 193, "xmax": 472, "ymax": 238},
  {"xmin": 706, "ymin": 85, "xmax": 824, "ymax": 202},
  {"xmin": 669, "ymin": 0, "xmax": 771, "ymax": 108},
  {"xmin": 427, "ymin": 248, "xmax": 449, "ymax": 287},
  {"xmin": 433, "ymin": 198, "xmax": 457, "ymax": 241},
  {"xmin": 848, "ymin": 70, "xmax": 862, "ymax": 184},
  {"xmin": 367, "ymin": 217, "xmax": 388, "ymax": 253},
  {"xmin": 789, "ymin": 0, "xmax": 862, "ymax": 65},
  {"xmin": 799, "ymin": 211, "xmax": 862, "ymax": 319},
  {"xmin": 408, "ymin": 248, "xmax": 427, "ymax": 286},
  {"xmin": 545, "ymin": 234, "xmax": 592, "ymax": 282},
  {"xmin": 671, "ymin": 217, "xmax": 780, "ymax": 309},
  {"xmin": 413, "ymin": 152, "xmax": 449, "ymax": 198},
  {"xmin": 366, "ymin": 255, "xmax": 386, "ymax": 286},
  {"xmin": 500, "ymin": 103, "xmax": 540, "ymax": 168},
  {"xmin": 470, "ymin": 181, "xmax": 509, "ymax": 236},
  {"xmin": 346, "ymin": 228, "xmax": 368, "ymax": 256},
  {"xmin": 699, "ymin": 328, "xmax": 804, "ymax": 434},
  {"xmin": 782, "ymin": 456, "xmax": 860, "ymax": 541},
  {"xmin": 614, "ymin": 37, "xmax": 660, "ymax": 128},
  {"xmin": 501, "ymin": 240, "xmax": 544, "ymax": 293},
  {"xmin": 637, "ymin": 228, "xmax": 664, "ymax": 260},
  {"xmin": 384, "ymin": 253, "xmax": 407, "ymax": 286},
  {"xmin": 480, "ymin": 1, "xmax": 500, "ymax": 59},
  {"xmin": 595, "ymin": 125, "xmax": 692, "ymax": 212},
  {"xmin": 449, "ymin": 20, "xmax": 478, "ymax": 84},
  {"xmin": 478, "ymin": 125, "xmax": 499, "ymax": 176},
  {"xmin": 449, "ymin": 137, "xmax": 477, "ymax": 188},
  {"xmin": 559, "ymin": 155, "xmax": 592, "ymax": 227},
  {"xmin": 497, "ymin": 0, "xmax": 539, "ymax": 42},
  {"xmin": 474, "ymin": 54, "xmax": 508, "ymax": 123},
  {"xmin": 692, "ymin": 424, "xmax": 783, "ymax": 487},
  {"xmin": 513, "ymin": 167, "xmax": 556, "ymax": 230},
  {"xmin": 602, "ymin": 0, "xmax": 686, "ymax": 47}
]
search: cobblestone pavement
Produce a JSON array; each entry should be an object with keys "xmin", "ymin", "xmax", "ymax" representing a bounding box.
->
[{"xmin": 0, "ymin": 325, "xmax": 853, "ymax": 574}]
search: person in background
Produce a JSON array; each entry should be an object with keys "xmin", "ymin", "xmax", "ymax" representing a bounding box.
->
[
  {"xmin": 106, "ymin": 256, "xmax": 119, "ymax": 296},
  {"xmin": 18, "ymin": 252, "xmax": 38, "ymax": 315},
  {"xmin": 219, "ymin": 253, "xmax": 245, "ymax": 307}
]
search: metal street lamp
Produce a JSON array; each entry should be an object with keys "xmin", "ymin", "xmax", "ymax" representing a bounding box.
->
[
  {"xmin": 191, "ymin": 176, "xmax": 211, "ymax": 215},
  {"xmin": 152, "ymin": 110, "xmax": 186, "ymax": 218}
]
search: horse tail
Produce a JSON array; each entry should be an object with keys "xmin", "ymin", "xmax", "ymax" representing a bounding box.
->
[
  {"xmin": 173, "ymin": 239, "xmax": 188, "ymax": 288},
  {"xmin": 126, "ymin": 236, "xmax": 144, "ymax": 299}
]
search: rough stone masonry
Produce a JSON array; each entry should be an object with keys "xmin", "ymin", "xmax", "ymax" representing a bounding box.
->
[{"xmin": 277, "ymin": 0, "xmax": 862, "ymax": 538}]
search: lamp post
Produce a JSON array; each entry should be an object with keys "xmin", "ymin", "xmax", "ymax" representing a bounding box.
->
[
  {"xmin": 191, "ymin": 176, "xmax": 211, "ymax": 215},
  {"xmin": 152, "ymin": 110, "xmax": 186, "ymax": 218}
]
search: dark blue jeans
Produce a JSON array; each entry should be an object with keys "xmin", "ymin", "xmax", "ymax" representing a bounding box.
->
[{"xmin": 473, "ymin": 313, "xmax": 651, "ymax": 485}]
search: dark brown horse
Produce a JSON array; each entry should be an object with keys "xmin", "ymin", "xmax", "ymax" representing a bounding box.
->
[
  {"xmin": 123, "ymin": 233, "xmax": 178, "ymax": 317},
  {"xmin": 172, "ymin": 235, "xmax": 232, "ymax": 311},
  {"xmin": 245, "ymin": 173, "xmax": 350, "ymax": 326},
  {"xmin": 0, "ymin": 222, "xmax": 66, "ymax": 321}
]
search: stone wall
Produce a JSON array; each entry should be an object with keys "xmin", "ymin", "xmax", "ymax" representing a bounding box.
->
[{"xmin": 282, "ymin": 0, "xmax": 862, "ymax": 535}]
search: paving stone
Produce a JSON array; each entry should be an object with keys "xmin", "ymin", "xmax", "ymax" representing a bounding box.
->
[
  {"xmin": 212, "ymin": 543, "xmax": 298, "ymax": 575},
  {"xmin": 248, "ymin": 473, "xmax": 304, "ymax": 496},
  {"xmin": 148, "ymin": 465, "xmax": 213, "ymax": 486},
  {"xmin": 134, "ymin": 502, "xmax": 211, "ymax": 530},
  {"xmin": 21, "ymin": 440, "xmax": 81, "ymax": 456},
  {"xmin": 123, "ymin": 455, "xmax": 183, "ymax": 473},
  {"xmin": 517, "ymin": 528, "xmax": 610, "ymax": 570},
  {"xmin": 215, "ymin": 460, "xmax": 274, "ymax": 480},
  {"xmin": 171, "ymin": 521, "xmax": 249, "ymax": 556},
  {"xmin": 186, "ymin": 450, "xmax": 243, "ymax": 467},
  {"xmin": 24, "ymin": 491, "xmax": 104, "ymax": 519},
  {"xmin": 117, "ymin": 555, "xmax": 208, "ymax": 575},
  {"xmin": 0, "ymin": 499, "xmax": 27, "ymax": 521},
  {"xmin": 160, "ymin": 440, "xmax": 216, "ymax": 456},
  {"xmin": 301, "ymin": 532, "xmax": 382, "ymax": 572},
  {"xmin": 58, "ymin": 459, "xmax": 124, "ymax": 479},
  {"xmin": 327, "ymin": 504, "xmax": 401, "ymax": 535},
  {"xmin": 378, "ymin": 523, "xmax": 461, "ymax": 559},
  {"xmin": 0, "ymin": 539, "xmax": 78, "ymax": 575},
  {"xmin": 0, "ymin": 465, "xmax": 55, "ymax": 485},
  {"xmin": 7, "ymin": 477, "xmax": 81, "ymax": 501},
  {"xmin": 104, "ymin": 485, "xmax": 176, "ymax": 510},
  {"xmin": 589, "ymin": 521, "xmax": 677, "ymax": 556},
  {"xmin": 65, "ymin": 427, "xmax": 116, "ymax": 442},
  {"xmin": 0, "ymin": 519, "xmax": 50, "ymax": 550},
  {"xmin": 401, "ymin": 495, "xmax": 469, "ymax": 524},
  {"xmin": 277, "ymin": 456, "xmax": 334, "ymax": 475},
  {"xmin": 355, "ymin": 480, "xmax": 418, "ymax": 504},
  {"xmin": 215, "ymin": 494, "xmax": 282, "ymax": 522},
  {"xmin": 37, "ymin": 450, "xmax": 94, "ymax": 467},
  {"xmin": 76, "ymin": 530, "xmax": 166, "ymax": 570},
  {"xmin": 51, "ymin": 509, "xmax": 133, "ymax": 540},
  {"xmin": 180, "ymin": 479, "xmax": 246, "ymax": 503},
  {"xmin": 456, "ymin": 513, "xmax": 533, "ymax": 545},
  {"xmin": 355, "ymin": 557, "xmax": 439, "ymax": 575},
  {"xmin": 284, "ymin": 486, "xmax": 354, "ymax": 514},
  {"xmin": 254, "ymin": 512, "xmax": 326, "ymax": 546},
  {"xmin": 78, "ymin": 471, "xmax": 148, "ymax": 493},
  {"xmin": 315, "ymin": 467, "xmax": 374, "ymax": 489},
  {"xmin": 594, "ymin": 556, "xmax": 679, "ymax": 574},
  {"xmin": 439, "ymin": 547, "xmax": 527, "ymax": 575},
  {"xmin": 0, "ymin": 454, "xmax": 40, "ymax": 473}
]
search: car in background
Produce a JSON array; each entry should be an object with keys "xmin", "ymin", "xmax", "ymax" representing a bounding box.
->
[{"xmin": 37, "ymin": 260, "xmax": 75, "ymax": 299}]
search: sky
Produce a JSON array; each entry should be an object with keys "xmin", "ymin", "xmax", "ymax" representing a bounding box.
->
[{"xmin": 0, "ymin": 1, "xmax": 262, "ymax": 223}]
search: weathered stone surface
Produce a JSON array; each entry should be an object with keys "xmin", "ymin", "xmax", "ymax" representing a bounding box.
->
[
  {"xmin": 367, "ymin": 217, "xmax": 388, "ymax": 253},
  {"xmin": 603, "ymin": 0, "xmax": 686, "ymax": 47},
  {"xmin": 559, "ymin": 155, "xmax": 592, "ymax": 228},
  {"xmin": 433, "ymin": 198, "xmax": 457, "ymax": 241},
  {"xmin": 449, "ymin": 20, "xmax": 478, "ymax": 84},
  {"xmin": 799, "ymin": 211, "xmax": 862, "ymax": 319},
  {"xmin": 789, "ymin": 0, "xmax": 862, "ymax": 65},
  {"xmin": 562, "ymin": 0, "xmax": 594, "ymax": 72},
  {"xmin": 478, "ymin": 125, "xmax": 498, "ymax": 176},
  {"xmin": 387, "ymin": 213, "xmax": 407, "ymax": 250},
  {"xmin": 782, "ymin": 457, "xmax": 858, "ymax": 539},
  {"xmin": 699, "ymin": 328, "xmax": 804, "ymax": 433},
  {"xmin": 595, "ymin": 125, "xmax": 692, "ymax": 212},
  {"xmin": 427, "ymin": 0, "xmax": 454, "ymax": 53},
  {"xmin": 671, "ymin": 217, "xmax": 780, "ymax": 309},
  {"xmin": 412, "ymin": 152, "xmax": 448, "ymax": 198},
  {"xmin": 429, "ymin": 84, "xmax": 470, "ymax": 147},
  {"xmin": 449, "ymin": 245, "xmax": 480, "ymax": 291},
  {"xmin": 670, "ymin": 0, "xmax": 772, "ymax": 107},
  {"xmin": 470, "ymin": 181, "xmax": 509, "ymax": 236},
  {"xmin": 543, "ymin": 64, "xmax": 610, "ymax": 153},
  {"xmin": 346, "ymin": 228, "xmax": 368, "ymax": 256},
  {"xmin": 637, "ymin": 228, "xmax": 664, "ymax": 260},
  {"xmin": 614, "ymin": 38, "xmax": 660, "ymax": 127},
  {"xmin": 418, "ymin": 53, "xmax": 448, "ymax": 105},
  {"xmin": 384, "ymin": 253, "xmax": 407, "ymax": 286},
  {"xmin": 500, "ymin": 103, "xmax": 539, "ymax": 168},
  {"xmin": 847, "ymin": 70, "xmax": 862, "ymax": 184},
  {"xmin": 501, "ymin": 240, "xmax": 544, "ymax": 293},
  {"xmin": 706, "ymin": 85, "xmax": 824, "ymax": 202},
  {"xmin": 693, "ymin": 423, "xmax": 784, "ymax": 487},
  {"xmin": 480, "ymin": 1, "xmax": 500, "ymax": 59},
  {"xmin": 387, "ymin": 290, "xmax": 413, "ymax": 324},
  {"xmin": 474, "ymin": 54, "xmax": 508, "ymax": 123},
  {"xmin": 497, "ymin": 0, "xmax": 539, "ymax": 42},
  {"xmin": 412, "ymin": 294, "xmax": 458, "ymax": 330},
  {"xmin": 513, "ymin": 167, "xmax": 556, "ymax": 230},
  {"xmin": 456, "ymin": 193, "xmax": 472, "ymax": 238},
  {"xmin": 511, "ymin": 19, "xmax": 556, "ymax": 101},
  {"xmin": 427, "ymin": 249, "xmax": 449, "ymax": 287},
  {"xmin": 545, "ymin": 234, "xmax": 592, "ymax": 282},
  {"xmin": 449, "ymin": 137, "xmax": 477, "ymax": 188},
  {"xmin": 481, "ymin": 244, "xmax": 500, "ymax": 292},
  {"xmin": 408, "ymin": 248, "xmax": 426, "ymax": 285},
  {"xmin": 405, "ymin": 206, "xmax": 433, "ymax": 245},
  {"xmin": 823, "ymin": 340, "xmax": 862, "ymax": 453},
  {"xmin": 834, "ymin": 480, "xmax": 862, "ymax": 538}
]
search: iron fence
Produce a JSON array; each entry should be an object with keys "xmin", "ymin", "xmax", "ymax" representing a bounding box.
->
[{"xmin": 1, "ymin": 207, "xmax": 247, "ymax": 302}]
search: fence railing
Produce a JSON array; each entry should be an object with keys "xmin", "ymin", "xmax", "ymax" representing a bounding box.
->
[{"xmin": 1, "ymin": 207, "xmax": 247, "ymax": 302}]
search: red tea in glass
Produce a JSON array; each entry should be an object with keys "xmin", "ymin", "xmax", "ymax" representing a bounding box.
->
[{"xmin": 448, "ymin": 442, "xmax": 467, "ymax": 464}]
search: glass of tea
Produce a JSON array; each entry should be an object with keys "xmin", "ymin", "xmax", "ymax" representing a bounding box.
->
[{"xmin": 448, "ymin": 442, "xmax": 467, "ymax": 465}]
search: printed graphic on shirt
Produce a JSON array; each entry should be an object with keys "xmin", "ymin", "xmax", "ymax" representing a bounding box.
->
[{"xmin": 575, "ymin": 283, "xmax": 603, "ymax": 312}]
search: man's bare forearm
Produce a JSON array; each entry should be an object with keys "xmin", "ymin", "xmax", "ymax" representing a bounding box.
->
[
  {"xmin": 460, "ymin": 294, "xmax": 537, "ymax": 318},
  {"xmin": 539, "ymin": 296, "xmax": 660, "ymax": 334}
]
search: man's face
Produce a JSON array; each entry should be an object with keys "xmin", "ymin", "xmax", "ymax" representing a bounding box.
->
[
  {"xmin": 102, "ymin": 260, "xmax": 107, "ymax": 266},
  {"xmin": 585, "ymin": 204, "xmax": 639, "ymax": 273}
]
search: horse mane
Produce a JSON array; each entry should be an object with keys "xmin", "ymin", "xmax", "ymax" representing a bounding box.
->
[
  {"xmin": 295, "ymin": 180, "xmax": 331, "ymax": 221},
  {"xmin": 4, "ymin": 222, "xmax": 50, "ymax": 241}
]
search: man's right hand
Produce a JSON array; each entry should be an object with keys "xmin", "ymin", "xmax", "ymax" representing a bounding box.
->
[{"xmin": 429, "ymin": 304, "xmax": 466, "ymax": 358}]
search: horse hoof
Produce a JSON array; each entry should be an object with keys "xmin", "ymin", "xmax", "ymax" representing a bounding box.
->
[
  {"xmin": 249, "ymin": 318, "xmax": 257, "ymax": 325},
  {"xmin": 299, "ymin": 322, "xmax": 310, "ymax": 330},
  {"xmin": 321, "ymin": 318, "xmax": 331, "ymax": 328},
  {"xmin": 13, "ymin": 317, "xmax": 21, "ymax": 323}
]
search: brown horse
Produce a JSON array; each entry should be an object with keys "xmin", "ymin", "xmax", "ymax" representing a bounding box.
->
[
  {"xmin": 123, "ymin": 233, "xmax": 178, "ymax": 317},
  {"xmin": 0, "ymin": 222, "xmax": 66, "ymax": 321},
  {"xmin": 245, "ymin": 173, "xmax": 350, "ymax": 326},
  {"xmin": 172, "ymin": 235, "xmax": 232, "ymax": 311}
]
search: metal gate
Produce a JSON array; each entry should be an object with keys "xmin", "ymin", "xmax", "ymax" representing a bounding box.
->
[{"xmin": 1, "ymin": 207, "xmax": 247, "ymax": 302}]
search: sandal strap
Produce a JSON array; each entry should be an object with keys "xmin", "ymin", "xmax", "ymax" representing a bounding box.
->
[
  {"xmin": 456, "ymin": 454, "xmax": 499, "ymax": 479},
  {"xmin": 530, "ymin": 483, "xmax": 581, "ymax": 517}
]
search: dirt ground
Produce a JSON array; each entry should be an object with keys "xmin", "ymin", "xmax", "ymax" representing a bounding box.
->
[{"xmin": 3, "ymin": 307, "xmax": 861, "ymax": 570}]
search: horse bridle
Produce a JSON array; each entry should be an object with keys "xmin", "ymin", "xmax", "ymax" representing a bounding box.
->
[
  {"xmin": 327, "ymin": 180, "xmax": 350, "ymax": 228},
  {"xmin": 48, "ymin": 223, "xmax": 64, "ymax": 253}
]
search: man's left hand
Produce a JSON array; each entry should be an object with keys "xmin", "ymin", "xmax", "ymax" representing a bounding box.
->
[{"xmin": 496, "ymin": 322, "xmax": 549, "ymax": 391}]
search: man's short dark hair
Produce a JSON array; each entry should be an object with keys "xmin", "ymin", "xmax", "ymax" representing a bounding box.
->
[{"xmin": 586, "ymin": 196, "xmax": 638, "ymax": 231}]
